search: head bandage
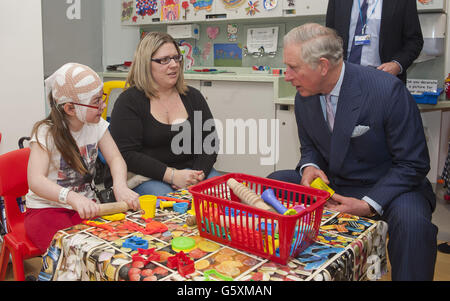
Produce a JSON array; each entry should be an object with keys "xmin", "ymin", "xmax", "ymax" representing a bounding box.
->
[{"xmin": 44, "ymin": 63, "xmax": 103, "ymax": 123}]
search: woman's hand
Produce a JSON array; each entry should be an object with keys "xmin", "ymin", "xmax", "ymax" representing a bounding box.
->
[
  {"xmin": 67, "ymin": 191, "xmax": 100, "ymax": 220},
  {"xmin": 171, "ymin": 169, "xmax": 205, "ymax": 189},
  {"xmin": 113, "ymin": 185, "xmax": 140, "ymax": 211}
]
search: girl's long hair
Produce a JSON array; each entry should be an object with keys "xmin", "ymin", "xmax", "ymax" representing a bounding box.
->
[{"xmin": 31, "ymin": 95, "xmax": 87, "ymax": 175}]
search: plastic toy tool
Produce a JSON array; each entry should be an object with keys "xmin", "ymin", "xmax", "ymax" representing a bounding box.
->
[
  {"xmin": 261, "ymin": 189, "xmax": 301, "ymax": 215},
  {"xmin": 226, "ymin": 178, "xmax": 276, "ymax": 212},
  {"xmin": 310, "ymin": 177, "xmax": 334, "ymax": 199}
]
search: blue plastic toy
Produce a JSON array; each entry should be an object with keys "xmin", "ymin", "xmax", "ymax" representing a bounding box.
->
[
  {"xmin": 261, "ymin": 189, "xmax": 298, "ymax": 215},
  {"xmin": 122, "ymin": 236, "xmax": 149, "ymax": 251}
]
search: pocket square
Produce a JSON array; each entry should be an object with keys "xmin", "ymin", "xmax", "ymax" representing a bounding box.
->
[{"xmin": 351, "ymin": 125, "xmax": 370, "ymax": 138}]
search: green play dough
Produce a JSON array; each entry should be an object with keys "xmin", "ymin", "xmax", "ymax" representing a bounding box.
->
[{"xmin": 171, "ymin": 236, "xmax": 196, "ymax": 251}]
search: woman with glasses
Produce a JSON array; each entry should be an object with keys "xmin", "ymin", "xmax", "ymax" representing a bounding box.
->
[
  {"xmin": 24, "ymin": 63, "xmax": 140, "ymax": 253},
  {"xmin": 105, "ymin": 32, "xmax": 220, "ymax": 196}
]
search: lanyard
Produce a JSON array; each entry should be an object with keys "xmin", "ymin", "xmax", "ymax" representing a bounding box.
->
[{"xmin": 357, "ymin": 0, "xmax": 379, "ymax": 34}]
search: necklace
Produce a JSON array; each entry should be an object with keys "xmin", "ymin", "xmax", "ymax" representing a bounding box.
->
[{"xmin": 154, "ymin": 98, "xmax": 169, "ymax": 115}]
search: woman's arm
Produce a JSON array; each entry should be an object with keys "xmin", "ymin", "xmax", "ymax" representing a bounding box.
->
[
  {"xmin": 27, "ymin": 142, "xmax": 99, "ymax": 219},
  {"xmin": 98, "ymin": 130, "xmax": 140, "ymax": 210}
]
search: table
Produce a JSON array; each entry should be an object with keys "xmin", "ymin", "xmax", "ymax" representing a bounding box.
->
[{"xmin": 37, "ymin": 189, "xmax": 388, "ymax": 282}]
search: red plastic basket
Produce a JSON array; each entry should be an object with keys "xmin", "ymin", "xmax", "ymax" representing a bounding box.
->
[{"xmin": 188, "ymin": 173, "xmax": 329, "ymax": 265}]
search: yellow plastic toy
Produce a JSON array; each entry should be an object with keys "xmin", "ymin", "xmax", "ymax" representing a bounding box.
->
[
  {"xmin": 310, "ymin": 177, "xmax": 335, "ymax": 199},
  {"xmin": 102, "ymin": 81, "xmax": 126, "ymax": 120},
  {"xmin": 160, "ymin": 200, "xmax": 175, "ymax": 210}
]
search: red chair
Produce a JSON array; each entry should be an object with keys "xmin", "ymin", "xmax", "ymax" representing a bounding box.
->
[{"xmin": 0, "ymin": 148, "xmax": 43, "ymax": 281}]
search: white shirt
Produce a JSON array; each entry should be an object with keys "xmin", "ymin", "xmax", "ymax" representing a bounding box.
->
[
  {"xmin": 347, "ymin": 0, "xmax": 383, "ymax": 68},
  {"xmin": 25, "ymin": 118, "xmax": 109, "ymax": 209}
]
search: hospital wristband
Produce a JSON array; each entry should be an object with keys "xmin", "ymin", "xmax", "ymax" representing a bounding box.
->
[{"xmin": 58, "ymin": 187, "xmax": 70, "ymax": 204}]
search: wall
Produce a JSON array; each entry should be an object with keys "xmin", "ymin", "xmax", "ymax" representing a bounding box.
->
[
  {"xmin": 0, "ymin": 0, "xmax": 45, "ymax": 154},
  {"xmin": 42, "ymin": 0, "xmax": 103, "ymax": 77},
  {"xmin": 102, "ymin": 0, "xmax": 140, "ymax": 68}
]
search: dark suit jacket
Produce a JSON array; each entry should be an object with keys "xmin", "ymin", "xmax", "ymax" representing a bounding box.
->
[
  {"xmin": 326, "ymin": 0, "xmax": 423, "ymax": 83},
  {"xmin": 294, "ymin": 62, "xmax": 434, "ymax": 211}
]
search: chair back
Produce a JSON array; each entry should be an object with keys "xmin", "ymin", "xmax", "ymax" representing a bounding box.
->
[
  {"xmin": 102, "ymin": 80, "xmax": 126, "ymax": 120},
  {"xmin": 0, "ymin": 148, "xmax": 30, "ymax": 233}
]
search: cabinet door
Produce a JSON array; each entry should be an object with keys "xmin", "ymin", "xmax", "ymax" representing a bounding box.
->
[
  {"xmin": 200, "ymin": 80, "xmax": 276, "ymax": 177},
  {"xmin": 275, "ymin": 105, "xmax": 301, "ymax": 171},
  {"xmin": 417, "ymin": 0, "xmax": 445, "ymax": 12},
  {"xmin": 185, "ymin": 79, "xmax": 201, "ymax": 90}
]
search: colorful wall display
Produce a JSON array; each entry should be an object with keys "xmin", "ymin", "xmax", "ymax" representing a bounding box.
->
[
  {"xmin": 190, "ymin": 0, "xmax": 214, "ymax": 11},
  {"xmin": 213, "ymin": 43, "xmax": 242, "ymax": 67},
  {"xmin": 245, "ymin": 0, "xmax": 260, "ymax": 16},
  {"xmin": 136, "ymin": 0, "xmax": 158, "ymax": 17},
  {"xmin": 221, "ymin": 0, "xmax": 246, "ymax": 9},
  {"xmin": 161, "ymin": 0, "xmax": 180, "ymax": 21},
  {"xmin": 121, "ymin": 1, "xmax": 134, "ymax": 21}
]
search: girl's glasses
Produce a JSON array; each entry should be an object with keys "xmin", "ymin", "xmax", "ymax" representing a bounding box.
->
[{"xmin": 70, "ymin": 93, "xmax": 107, "ymax": 109}]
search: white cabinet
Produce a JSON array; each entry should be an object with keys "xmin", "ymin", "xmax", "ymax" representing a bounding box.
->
[
  {"xmin": 417, "ymin": 0, "xmax": 446, "ymax": 12},
  {"xmin": 275, "ymin": 104, "xmax": 301, "ymax": 171},
  {"xmin": 198, "ymin": 80, "xmax": 277, "ymax": 177}
]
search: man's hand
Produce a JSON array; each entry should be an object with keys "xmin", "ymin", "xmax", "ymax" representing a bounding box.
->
[
  {"xmin": 377, "ymin": 62, "xmax": 401, "ymax": 76},
  {"xmin": 301, "ymin": 166, "xmax": 329, "ymax": 187},
  {"xmin": 325, "ymin": 193, "xmax": 372, "ymax": 217}
]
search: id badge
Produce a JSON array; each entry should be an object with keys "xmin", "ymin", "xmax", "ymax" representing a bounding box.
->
[{"xmin": 355, "ymin": 34, "xmax": 371, "ymax": 46}]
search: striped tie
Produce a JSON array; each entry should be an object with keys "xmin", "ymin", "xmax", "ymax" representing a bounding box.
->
[{"xmin": 325, "ymin": 94, "xmax": 335, "ymax": 131}]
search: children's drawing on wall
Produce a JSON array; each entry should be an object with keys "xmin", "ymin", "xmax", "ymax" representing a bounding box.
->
[
  {"xmin": 190, "ymin": 0, "xmax": 214, "ymax": 11},
  {"xmin": 263, "ymin": 0, "xmax": 277, "ymax": 10},
  {"xmin": 179, "ymin": 41, "xmax": 195, "ymax": 71},
  {"xmin": 227, "ymin": 24, "xmax": 238, "ymax": 42},
  {"xmin": 221, "ymin": 0, "xmax": 246, "ymax": 9},
  {"xmin": 207, "ymin": 26, "xmax": 219, "ymax": 40},
  {"xmin": 181, "ymin": 1, "xmax": 190, "ymax": 19},
  {"xmin": 202, "ymin": 42, "xmax": 212, "ymax": 61},
  {"xmin": 136, "ymin": 0, "xmax": 158, "ymax": 17},
  {"xmin": 214, "ymin": 43, "xmax": 242, "ymax": 67},
  {"xmin": 161, "ymin": 0, "xmax": 180, "ymax": 21},
  {"xmin": 246, "ymin": 0, "xmax": 260, "ymax": 16},
  {"xmin": 122, "ymin": 1, "xmax": 134, "ymax": 21}
]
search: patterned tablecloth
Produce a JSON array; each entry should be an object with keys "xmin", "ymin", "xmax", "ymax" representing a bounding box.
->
[{"xmin": 38, "ymin": 189, "xmax": 388, "ymax": 282}]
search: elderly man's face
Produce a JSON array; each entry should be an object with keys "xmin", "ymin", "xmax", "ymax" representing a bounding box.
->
[{"xmin": 283, "ymin": 43, "xmax": 323, "ymax": 97}]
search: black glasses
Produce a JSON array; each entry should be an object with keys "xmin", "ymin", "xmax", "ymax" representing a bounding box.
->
[{"xmin": 151, "ymin": 55, "xmax": 183, "ymax": 65}]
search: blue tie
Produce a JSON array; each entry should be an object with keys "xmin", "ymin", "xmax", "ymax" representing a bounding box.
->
[{"xmin": 348, "ymin": 0, "xmax": 368, "ymax": 64}]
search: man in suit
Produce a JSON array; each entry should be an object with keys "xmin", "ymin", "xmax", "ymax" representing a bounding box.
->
[
  {"xmin": 270, "ymin": 23, "xmax": 437, "ymax": 280},
  {"xmin": 326, "ymin": 0, "xmax": 423, "ymax": 83}
]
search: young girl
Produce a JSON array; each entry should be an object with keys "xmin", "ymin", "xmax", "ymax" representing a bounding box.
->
[{"xmin": 24, "ymin": 63, "xmax": 140, "ymax": 253}]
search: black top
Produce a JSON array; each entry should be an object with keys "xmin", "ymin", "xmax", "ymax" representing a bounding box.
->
[{"xmin": 104, "ymin": 86, "xmax": 218, "ymax": 188}]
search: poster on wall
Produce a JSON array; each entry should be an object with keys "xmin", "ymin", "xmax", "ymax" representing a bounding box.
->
[
  {"xmin": 161, "ymin": 0, "xmax": 180, "ymax": 21},
  {"xmin": 213, "ymin": 43, "xmax": 242, "ymax": 67},
  {"xmin": 246, "ymin": 27, "xmax": 278, "ymax": 53},
  {"xmin": 122, "ymin": 0, "xmax": 134, "ymax": 21},
  {"xmin": 263, "ymin": 0, "xmax": 277, "ymax": 10}
]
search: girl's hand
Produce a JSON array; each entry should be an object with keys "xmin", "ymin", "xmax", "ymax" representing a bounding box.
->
[
  {"xmin": 113, "ymin": 185, "xmax": 140, "ymax": 211},
  {"xmin": 67, "ymin": 191, "xmax": 100, "ymax": 219}
]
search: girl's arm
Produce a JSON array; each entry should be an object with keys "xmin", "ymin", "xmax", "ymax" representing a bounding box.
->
[
  {"xmin": 27, "ymin": 142, "xmax": 100, "ymax": 219},
  {"xmin": 98, "ymin": 130, "xmax": 140, "ymax": 210}
]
